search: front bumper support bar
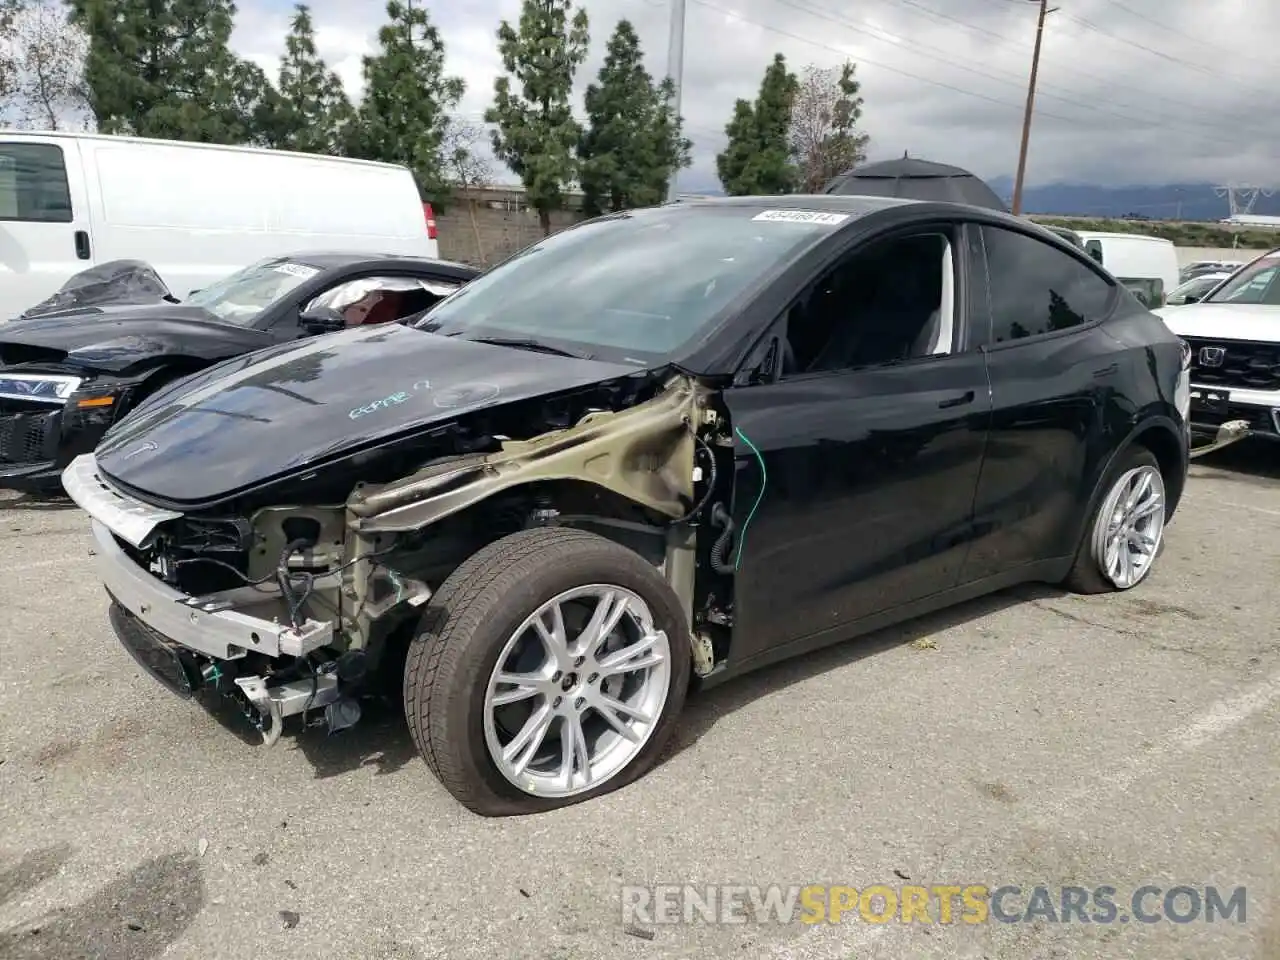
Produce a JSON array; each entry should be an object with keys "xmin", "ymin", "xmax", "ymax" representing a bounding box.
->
[{"xmin": 90, "ymin": 519, "xmax": 334, "ymax": 660}]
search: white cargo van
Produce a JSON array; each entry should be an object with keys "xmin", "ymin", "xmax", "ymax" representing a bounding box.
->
[
  {"xmin": 1073, "ymin": 231, "xmax": 1180, "ymax": 309},
  {"xmin": 0, "ymin": 131, "xmax": 441, "ymax": 319}
]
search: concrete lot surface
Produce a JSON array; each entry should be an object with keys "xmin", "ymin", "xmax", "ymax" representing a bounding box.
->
[{"xmin": 0, "ymin": 445, "xmax": 1276, "ymax": 960}]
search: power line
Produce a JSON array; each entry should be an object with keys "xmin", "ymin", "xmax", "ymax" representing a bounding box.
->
[
  {"xmin": 981, "ymin": 0, "xmax": 1278, "ymax": 98},
  {"xmin": 878, "ymin": 0, "xmax": 1262, "ymax": 124},
  {"xmin": 1103, "ymin": 0, "xmax": 1273, "ymax": 70},
  {"xmin": 774, "ymin": 0, "xmax": 1264, "ymax": 146},
  {"xmin": 687, "ymin": 0, "xmax": 1080, "ymax": 120}
]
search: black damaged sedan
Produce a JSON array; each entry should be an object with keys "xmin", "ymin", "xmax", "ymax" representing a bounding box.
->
[
  {"xmin": 0, "ymin": 252, "xmax": 477, "ymax": 493},
  {"xmin": 63, "ymin": 196, "xmax": 1191, "ymax": 815}
]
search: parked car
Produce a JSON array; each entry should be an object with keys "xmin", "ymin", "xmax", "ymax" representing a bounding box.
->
[
  {"xmin": 1179, "ymin": 260, "xmax": 1244, "ymax": 284},
  {"xmin": 0, "ymin": 252, "xmax": 478, "ymax": 493},
  {"xmin": 1155, "ymin": 245, "xmax": 1280, "ymax": 450},
  {"xmin": 1075, "ymin": 231, "xmax": 1180, "ymax": 308},
  {"xmin": 0, "ymin": 130, "xmax": 445, "ymax": 319},
  {"xmin": 62, "ymin": 195, "xmax": 1191, "ymax": 816},
  {"xmin": 1165, "ymin": 271, "xmax": 1232, "ymax": 306}
]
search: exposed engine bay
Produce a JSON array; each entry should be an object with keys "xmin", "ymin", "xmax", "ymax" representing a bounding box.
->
[{"xmin": 99, "ymin": 370, "xmax": 742, "ymax": 743}]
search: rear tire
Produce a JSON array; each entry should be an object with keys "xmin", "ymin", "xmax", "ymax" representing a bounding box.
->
[
  {"xmin": 1063, "ymin": 446, "xmax": 1167, "ymax": 594},
  {"xmin": 403, "ymin": 526, "xmax": 691, "ymax": 816}
]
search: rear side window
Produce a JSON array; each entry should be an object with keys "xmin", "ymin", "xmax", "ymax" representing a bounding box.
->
[
  {"xmin": 0, "ymin": 143, "xmax": 73, "ymax": 223},
  {"xmin": 982, "ymin": 225, "xmax": 1116, "ymax": 344}
]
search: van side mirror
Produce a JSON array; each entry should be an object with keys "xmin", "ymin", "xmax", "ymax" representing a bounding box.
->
[
  {"xmin": 1183, "ymin": 293, "xmax": 1201, "ymax": 304},
  {"xmin": 299, "ymin": 304, "xmax": 345, "ymax": 333}
]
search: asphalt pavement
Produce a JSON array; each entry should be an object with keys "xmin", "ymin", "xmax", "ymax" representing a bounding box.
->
[{"xmin": 0, "ymin": 443, "xmax": 1276, "ymax": 960}]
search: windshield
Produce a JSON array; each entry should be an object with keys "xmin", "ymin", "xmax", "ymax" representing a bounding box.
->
[
  {"xmin": 416, "ymin": 205, "xmax": 850, "ymax": 363},
  {"xmin": 1204, "ymin": 251, "xmax": 1280, "ymax": 305},
  {"xmin": 1170, "ymin": 274, "xmax": 1225, "ymax": 302},
  {"xmin": 186, "ymin": 258, "xmax": 322, "ymax": 323}
]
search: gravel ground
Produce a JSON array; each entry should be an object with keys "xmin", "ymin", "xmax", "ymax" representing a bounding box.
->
[{"xmin": 0, "ymin": 442, "xmax": 1276, "ymax": 960}]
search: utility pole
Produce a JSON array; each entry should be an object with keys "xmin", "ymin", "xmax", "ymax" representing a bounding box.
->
[
  {"xmin": 1011, "ymin": 0, "xmax": 1057, "ymax": 216},
  {"xmin": 665, "ymin": 0, "xmax": 687, "ymax": 203}
]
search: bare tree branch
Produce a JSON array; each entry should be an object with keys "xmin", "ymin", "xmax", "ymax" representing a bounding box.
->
[
  {"xmin": 442, "ymin": 115, "xmax": 493, "ymax": 189},
  {"xmin": 788, "ymin": 61, "xmax": 870, "ymax": 194},
  {"xmin": 10, "ymin": 1, "xmax": 89, "ymax": 129},
  {"xmin": 0, "ymin": 0, "xmax": 30, "ymax": 109}
]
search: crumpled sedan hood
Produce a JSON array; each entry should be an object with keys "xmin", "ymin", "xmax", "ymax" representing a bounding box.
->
[
  {"xmin": 0, "ymin": 302, "xmax": 273, "ymax": 372},
  {"xmin": 95, "ymin": 323, "xmax": 640, "ymax": 506}
]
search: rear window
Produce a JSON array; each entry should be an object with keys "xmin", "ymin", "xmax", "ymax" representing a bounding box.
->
[{"xmin": 0, "ymin": 143, "xmax": 73, "ymax": 223}]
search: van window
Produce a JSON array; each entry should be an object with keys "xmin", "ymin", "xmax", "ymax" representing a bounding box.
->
[
  {"xmin": 0, "ymin": 143, "xmax": 73, "ymax": 223},
  {"xmin": 1084, "ymin": 239, "xmax": 1103, "ymax": 264}
]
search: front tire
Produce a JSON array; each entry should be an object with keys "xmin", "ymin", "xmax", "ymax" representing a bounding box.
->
[
  {"xmin": 1063, "ymin": 446, "xmax": 1167, "ymax": 594},
  {"xmin": 403, "ymin": 527, "xmax": 691, "ymax": 816}
]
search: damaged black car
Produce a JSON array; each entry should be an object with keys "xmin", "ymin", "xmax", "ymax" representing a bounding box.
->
[
  {"xmin": 63, "ymin": 196, "xmax": 1191, "ymax": 815},
  {"xmin": 0, "ymin": 252, "xmax": 477, "ymax": 493}
]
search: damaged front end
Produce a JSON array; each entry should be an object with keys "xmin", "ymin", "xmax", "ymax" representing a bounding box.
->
[{"xmin": 67, "ymin": 370, "xmax": 732, "ymax": 744}]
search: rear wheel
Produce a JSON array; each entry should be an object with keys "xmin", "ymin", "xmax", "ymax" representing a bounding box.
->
[
  {"xmin": 403, "ymin": 527, "xmax": 691, "ymax": 816},
  {"xmin": 1063, "ymin": 446, "xmax": 1167, "ymax": 594}
]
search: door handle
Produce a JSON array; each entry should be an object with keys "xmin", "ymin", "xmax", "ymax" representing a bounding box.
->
[
  {"xmin": 73, "ymin": 230, "xmax": 91, "ymax": 260},
  {"xmin": 938, "ymin": 390, "xmax": 975, "ymax": 409}
]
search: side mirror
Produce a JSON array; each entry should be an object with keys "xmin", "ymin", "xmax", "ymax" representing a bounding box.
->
[
  {"xmin": 299, "ymin": 304, "xmax": 345, "ymax": 333},
  {"xmin": 1183, "ymin": 294, "xmax": 1201, "ymax": 304},
  {"xmin": 188, "ymin": 288, "xmax": 202, "ymax": 297}
]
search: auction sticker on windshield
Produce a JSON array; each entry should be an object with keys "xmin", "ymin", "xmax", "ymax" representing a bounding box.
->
[
  {"xmin": 274, "ymin": 263, "xmax": 320, "ymax": 279},
  {"xmin": 752, "ymin": 210, "xmax": 849, "ymax": 225}
]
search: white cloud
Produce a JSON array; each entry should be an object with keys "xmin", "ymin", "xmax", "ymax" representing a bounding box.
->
[{"xmin": 229, "ymin": 0, "xmax": 1279, "ymax": 192}]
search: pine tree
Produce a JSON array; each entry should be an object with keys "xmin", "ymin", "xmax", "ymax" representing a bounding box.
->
[
  {"xmin": 68, "ymin": 0, "xmax": 269, "ymax": 142},
  {"xmin": 262, "ymin": 4, "xmax": 353, "ymax": 154},
  {"xmin": 578, "ymin": 19, "xmax": 691, "ymax": 216},
  {"xmin": 485, "ymin": 0, "xmax": 589, "ymax": 235},
  {"xmin": 715, "ymin": 53, "xmax": 799, "ymax": 196},
  {"xmin": 347, "ymin": 0, "xmax": 463, "ymax": 205}
]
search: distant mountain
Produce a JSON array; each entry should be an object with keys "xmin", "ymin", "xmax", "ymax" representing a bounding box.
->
[
  {"xmin": 674, "ymin": 169, "xmax": 1280, "ymax": 220},
  {"xmin": 984, "ymin": 177, "xmax": 1280, "ymax": 221}
]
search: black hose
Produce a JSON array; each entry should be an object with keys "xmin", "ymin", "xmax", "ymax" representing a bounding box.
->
[
  {"xmin": 709, "ymin": 503, "xmax": 736, "ymax": 574},
  {"xmin": 671, "ymin": 433, "xmax": 718, "ymax": 525},
  {"xmin": 276, "ymin": 538, "xmax": 312, "ymax": 630}
]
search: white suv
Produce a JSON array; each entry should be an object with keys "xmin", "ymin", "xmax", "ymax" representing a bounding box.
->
[{"xmin": 1154, "ymin": 245, "xmax": 1280, "ymax": 452}]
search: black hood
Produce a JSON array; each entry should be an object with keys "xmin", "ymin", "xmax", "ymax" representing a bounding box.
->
[
  {"xmin": 0, "ymin": 303, "xmax": 274, "ymax": 373},
  {"xmin": 95, "ymin": 323, "xmax": 641, "ymax": 506}
]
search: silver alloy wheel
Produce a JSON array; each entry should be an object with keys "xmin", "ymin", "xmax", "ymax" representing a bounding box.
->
[
  {"xmin": 1090, "ymin": 464, "xmax": 1166, "ymax": 589},
  {"xmin": 483, "ymin": 583, "xmax": 672, "ymax": 798}
]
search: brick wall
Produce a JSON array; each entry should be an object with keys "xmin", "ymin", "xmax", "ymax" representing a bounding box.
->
[{"xmin": 436, "ymin": 185, "xmax": 588, "ymax": 267}]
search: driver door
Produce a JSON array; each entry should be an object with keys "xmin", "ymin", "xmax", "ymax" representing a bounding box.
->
[{"xmin": 720, "ymin": 222, "xmax": 994, "ymax": 670}]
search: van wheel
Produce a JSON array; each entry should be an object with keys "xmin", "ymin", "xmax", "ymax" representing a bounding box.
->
[
  {"xmin": 403, "ymin": 527, "xmax": 691, "ymax": 816},
  {"xmin": 1064, "ymin": 446, "xmax": 1167, "ymax": 594}
]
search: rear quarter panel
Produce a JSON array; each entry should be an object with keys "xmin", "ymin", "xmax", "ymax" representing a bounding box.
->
[{"xmin": 1085, "ymin": 305, "xmax": 1189, "ymax": 518}]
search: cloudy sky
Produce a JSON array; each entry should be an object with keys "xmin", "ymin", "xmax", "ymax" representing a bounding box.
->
[{"xmin": 230, "ymin": 0, "xmax": 1278, "ymax": 193}]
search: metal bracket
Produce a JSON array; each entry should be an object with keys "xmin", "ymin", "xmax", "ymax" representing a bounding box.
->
[
  {"xmin": 691, "ymin": 631, "xmax": 716, "ymax": 678},
  {"xmin": 1189, "ymin": 419, "xmax": 1251, "ymax": 459}
]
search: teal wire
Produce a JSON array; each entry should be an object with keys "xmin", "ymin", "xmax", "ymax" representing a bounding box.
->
[{"xmin": 732, "ymin": 425, "xmax": 767, "ymax": 571}]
